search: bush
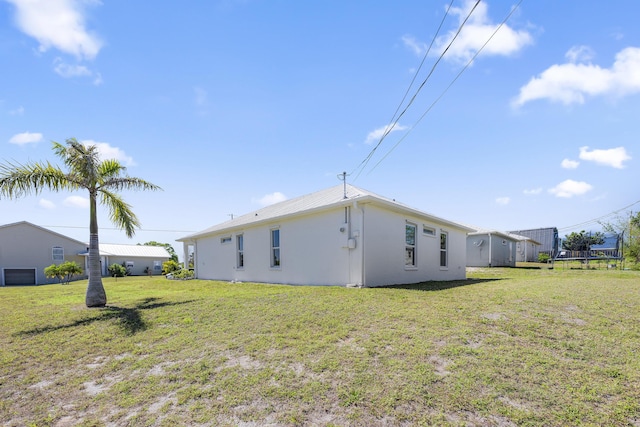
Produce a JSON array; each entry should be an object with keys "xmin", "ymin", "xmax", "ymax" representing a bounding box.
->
[
  {"xmin": 162, "ymin": 260, "xmax": 181, "ymax": 275},
  {"xmin": 538, "ymin": 253, "xmax": 550, "ymax": 263},
  {"xmin": 166, "ymin": 269, "xmax": 194, "ymax": 280},
  {"xmin": 108, "ymin": 263, "xmax": 127, "ymax": 277},
  {"xmin": 44, "ymin": 261, "xmax": 83, "ymax": 285}
]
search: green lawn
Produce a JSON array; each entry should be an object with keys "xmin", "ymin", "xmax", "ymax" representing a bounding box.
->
[{"xmin": 1, "ymin": 268, "xmax": 639, "ymax": 426}]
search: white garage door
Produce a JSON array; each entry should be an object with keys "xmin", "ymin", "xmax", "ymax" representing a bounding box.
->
[{"xmin": 4, "ymin": 269, "xmax": 37, "ymax": 286}]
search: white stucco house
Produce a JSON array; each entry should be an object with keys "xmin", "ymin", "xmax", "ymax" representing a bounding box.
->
[
  {"xmin": 466, "ymin": 229, "xmax": 519, "ymax": 267},
  {"xmin": 0, "ymin": 221, "xmax": 171, "ymax": 285},
  {"xmin": 178, "ymin": 184, "xmax": 473, "ymax": 287},
  {"xmin": 82, "ymin": 243, "xmax": 172, "ymax": 277}
]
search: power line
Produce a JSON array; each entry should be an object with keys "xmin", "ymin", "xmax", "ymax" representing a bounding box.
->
[
  {"xmin": 368, "ymin": 0, "xmax": 525, "ymax": 174},
  {"xmin": 41, "ymin": 224, "xmax": 196, "ymax": 233},
  {"xmin": 353, "ymin": 0, "xmax": 481, "ymax": 179},
  {"xmin": 352, "ymin": 0, "xmax": 456, "ymax": 180},
  {"xmin": 557, "ymin": 199, "xmax": 640, "ymax": 232}
]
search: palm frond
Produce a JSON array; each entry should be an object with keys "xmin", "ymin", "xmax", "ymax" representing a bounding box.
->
[
  {"xmin": 101, "ymin": 176, "xmax": 163, "ymax": 193},
  {"xmin": 99, "ymin": 189, "xmax": 141, "ymax": 238},
  {"xmin": 0, "ymin": 160, "xmax": 77, "ymax": 198}
]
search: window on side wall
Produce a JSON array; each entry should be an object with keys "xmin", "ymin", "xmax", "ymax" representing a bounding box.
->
[
  {"xmin": 237, "ymin": 234, "xmax": 244, "ymax": 268},
  {"xmin": 52, "ymin": 246, "xmax": 64, "ymax": 262},
  {"xmin": 423, "ymin": 225, "xmax": 435, "ymax": 236},
  {"xmin": 405, "ymin": 223, "xmax": 416, "ymax": 267},
  {"xmin": 271, "ymin": 228, "xmax": 280, "ymax": 268},
  {"xmin": 440, "ymin": 231, "xmax": 448, "ymax": 267}
]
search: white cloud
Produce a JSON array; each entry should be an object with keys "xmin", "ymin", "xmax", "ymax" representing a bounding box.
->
[
  {"xmin": 82, "ymin": 140, "xmax": 136, "ymax": 167},
  {"xmin": 39, "ymin": 198, "xmax": 56, "ymax": 209},
  {"xmin": 401, "ymin": 35, "xmax": 427, "ymax": 56},
  {"xmin": 523, "ymin": 188, "xmax": 542, "ymax": 195},
  {"xmin": 9, "ymin": 131, "xmax": 43, "ymax": 145},
  {"xmin": 53, "ymin": 58, "xmax": 92, "ymax": 77},
  {"xmin": 561, "ymin": 159, "xmax": 580, "ymax": 169},
  {"xmin": 365, "ymin": 123, "xmax": 408, "ymax": 145},
  {"xmin": 548, "ymin": 179, "xmax": 593, "ymax": 198},
  {"xmin": 9, "ymin": 106, "xmax": 25, "ymax": 115},
  {"xmin": 6, "ymin": 0, "xmax": 103, "ymax": 60},
  {"xmin": 495, "ymin": 196, "xmax": 510, "ymax": 205},
  {"xmin": 579, "ymin": 146, "xmax": 631, "ymax": 169},
  {"xmin": 63, "ymin": 195, "xmax": 89, "ymax": 208},
  {"xmin": 430, "ymin": 0, "xmax": 533, "ymax": 63},
  {"xmin": 565, "ymin": 45, "xmax": 595, "ymax": 63},
  {"xmin": 513, "ymin": 46, "xmax": 640, "ymax": 107},
  {"xmin": 253, "ymin": 192, "xmax": 287, "ymax": 207}
]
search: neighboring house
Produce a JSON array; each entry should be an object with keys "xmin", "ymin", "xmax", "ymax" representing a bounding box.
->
[
  {"xmin": 512, "ymin": 234, "xmax": 541, "ymax": 263},
  {"xmin": 466, "ymin": 229, "xmax": 519, "ymax": 267},
  {"xmin": 508, "ymin": 227, "xmax": 559, "ymax": 258},
  {"xmin": 178, "ymin": 184, "xmax": 473, "ymax": 287},
  {"xmin": 82, "ymin": 243, "xmax": 171, "ymax": 276},
  {"xmin": 0, "ymin": 221, "xmax": 88, "ymax": 286},
  {"xmin": 0, "ymin": 221, "xmax": 172, "ymax": 286}
]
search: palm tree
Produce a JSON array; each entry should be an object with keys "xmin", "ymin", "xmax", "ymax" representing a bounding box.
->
[{"xmin": 0, "ymin": 138, "xmax": 161, "ymax": 307}]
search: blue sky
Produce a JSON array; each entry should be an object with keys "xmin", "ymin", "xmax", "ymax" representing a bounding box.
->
[{"xmin": 1, "ymin": 0, "xmax": 638, "ymax": 254}]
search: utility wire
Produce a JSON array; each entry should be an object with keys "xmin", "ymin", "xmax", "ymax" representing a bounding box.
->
[
  {"xmin": 368, "ymin": 0, "xmax": 525, "ymax": 174},
  {"xmin": 353, "ymin": 0, "xmax": 481, "ymax": 180},
  {"xmin": 42, "ymin": 224, "xmax": 196, "ymax": 233},
  {"xmin": 557, "ymin": 199, "xmax": 640, "ymax": 232},
  {"xmin": 352, "ymin": 0, "xmax": 456, "ymax": 180}
]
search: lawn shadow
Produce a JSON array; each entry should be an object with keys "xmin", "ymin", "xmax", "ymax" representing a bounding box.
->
[
  {"xmin": 381, "ymin": 278, "xmax": 502, "ymax": 292},
  {"xmin": 16, "ymin": 297, "xmax": 195, "ymax": 337}
]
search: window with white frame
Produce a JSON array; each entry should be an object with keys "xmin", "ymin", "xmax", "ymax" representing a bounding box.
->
[
  {"xmin": 153, "ymin": 261, "xmax": 162, "ymax": 271},
  {"xmin": 237, "ymin": 234, "xmax": 244, "ymax": 268},
  {"xmin": 221, "ymin": 236, "xmax": 232, "ymax": 244},
  {"xmin": 423, "ymin": 225, "xmax": 436, "ymax": 236},
  {"xmin": 271, "ymin": 228, "xmax": 280, "ymax": 267},
  {"xmin": 440, "ymin": 231, "xmax": 448, "ymax": 267},
  {"xmin": 52, "ymin": 246, "xmax": 64, "ymax": 261},
  {"xmin": 405, "ymin": 223, "xmax": 416, "ymax": 267}
]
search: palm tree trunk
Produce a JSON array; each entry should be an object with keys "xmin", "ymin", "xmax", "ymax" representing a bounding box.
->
[{"xmin": 86, "ymin": 193, "xmax": 107, "ymax": 307}]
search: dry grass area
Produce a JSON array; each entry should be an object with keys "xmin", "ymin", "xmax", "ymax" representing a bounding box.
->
[{"xmin": 1, "ymin": 268, "xmax": 639, "ymax": 426}]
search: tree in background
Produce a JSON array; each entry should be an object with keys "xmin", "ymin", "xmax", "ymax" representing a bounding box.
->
[
  {"xmin": 44, "ymin": 261, "xmax": 83, "ymax": 285},
  {"xmin": 562, "ymin": 230, "xmax": 605, "ymax": 252},
  {"xmin": 139, "ymin": 241, "xmax": 178, "ymax": 262},
  {"xmin": 0, "ymin": 139, "xmax": 161, "ymax": 307}
]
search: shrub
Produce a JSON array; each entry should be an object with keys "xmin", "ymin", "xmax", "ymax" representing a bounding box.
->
[
  {"xmin": 538, "ymin": 253, "xmax": 550, "ymax": 263},
  {"xmin": 166, "ymin": 269, "xmax": 194, "ymax": 280},
  {"xmin": 44, "ymin": 261, "xmax": 83, "ymax": 285},
  {"xmin": 108, "ymin": 263, "xmax": 127, "ymax": 277},
  {"xmin": 162, "ymin": 260, "xmax": 181, "ymax": 275}
]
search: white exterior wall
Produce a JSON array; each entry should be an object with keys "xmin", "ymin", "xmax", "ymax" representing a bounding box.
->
[
  {"xmin": 102, "ymin": 256, "xmax": 167, "ymax": 276},
  {"xmin": 194, "ymin": 207, "xmax": 362, "ymax": 286},
  {"xmin": 360, "ymin": 204, "xmax": 467, "ymax": 287},
  {"xmin": 516, "ymin": 240, "xmax": 540, "ymax": 262},
  {"xmin": 466, "ymin": 233, "xmax": 516, "ymax": 267},
  {"xmin": 0, "ymin": 222, "xmax": 88, "ymax": 285}
]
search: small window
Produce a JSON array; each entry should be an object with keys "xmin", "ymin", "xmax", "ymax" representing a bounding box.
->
[
  {"xmin": 52, "ymin": 246, "xmax": 64, "ymax": 261},
  {"xmin": 271, "ymin": 228, "xmax": 280, "ymax": 267},
  {"xmin": 153, "ymin": 261, "xmax": 162, "ymax": 271},
  {"xmin": 221, "ymin": 236, "xmax": 232, "ymax": 244},
  {"xmin": 440, "ymin": 231, "xmax": 448, "ymax": 267},
  {"xmin": 423, "ymin": 225, "xmax": 435, "ymax": 236},
  {"xmin": 405, "ymin": 223, "xmax": 416, "ymax": 267},
  {"xmin": 237, "ymin": 234, "xmax": 244, "ymax": 268}
]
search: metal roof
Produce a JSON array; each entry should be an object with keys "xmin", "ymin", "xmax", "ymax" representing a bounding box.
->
[{"xmin": 179, "ymin": 184, "xmax": 474, "ymax": 241}]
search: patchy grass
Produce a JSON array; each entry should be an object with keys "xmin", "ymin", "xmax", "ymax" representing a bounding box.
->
[{"xmin": 1, "ymin": 269, "xmax": 639, "ymax": 426}]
